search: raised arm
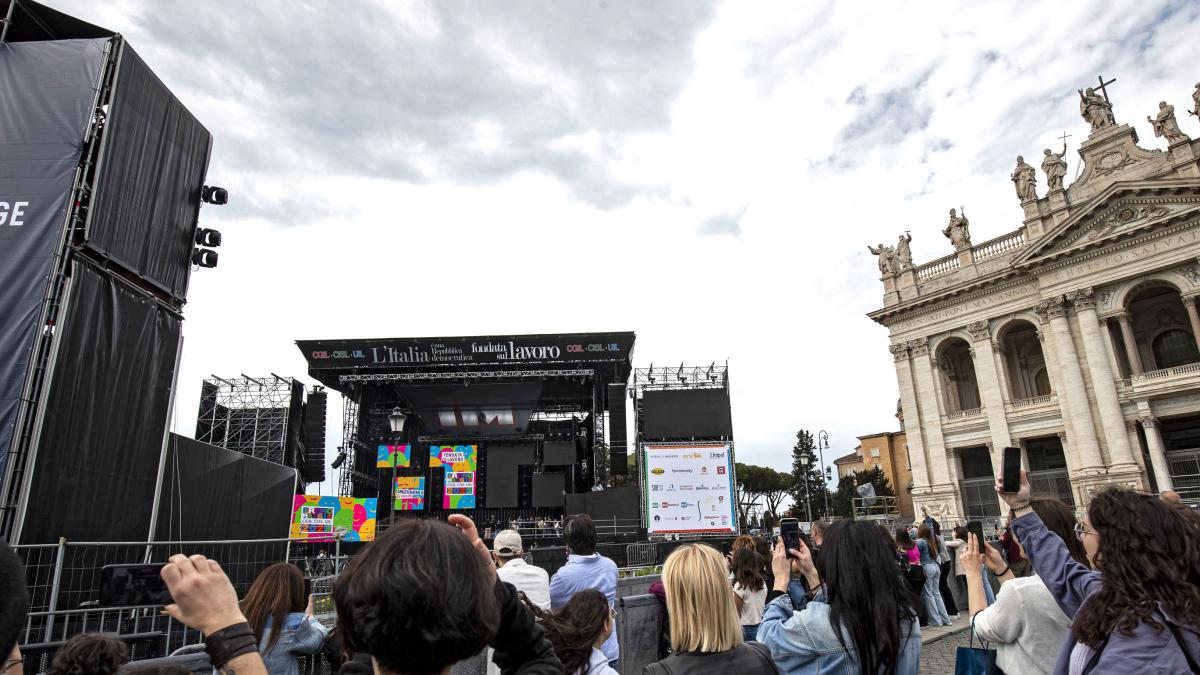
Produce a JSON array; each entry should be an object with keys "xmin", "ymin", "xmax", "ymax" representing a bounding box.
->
[{"xmin": 998, "ymin": 472, "xmax": 1100, "ymax": 617}]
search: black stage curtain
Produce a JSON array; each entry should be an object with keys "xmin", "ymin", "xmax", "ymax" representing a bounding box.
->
[
  {"xmin": 85, "ymin": 43, "xmax": 212, "ymax": 300},
  {"xmin": 642, "ymin": 389, "xmax": 733, "ymax": 439},
  {"xmin": 19, "ymin": 262, "xmax": 181, "ymax": 543},
  {"xmin": 156, "ymin": 434, "xmax": 296, "ymax": 541}
]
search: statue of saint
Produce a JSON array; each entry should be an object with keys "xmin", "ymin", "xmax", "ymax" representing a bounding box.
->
[
  {"xmin": 1148, "ymin": 101, "xmax": 1189, "ymax": 144},
  {"xmin": 1079, "ymin": 86, "xmax": 1115, "ymax": 132},
  {"xmin": 1011, "ymin": 155, "xmax": 1038, "ymax": 201},
  {"xmin": 1041, "ymin": 144, "xmax": 1068, "ymax": 191},
  {"xmin": 1192, "ymin": 82, "xmax": 1200, "ymax": 117},
  {"xmin": 867, "ymin": 243, "xmax": 897, "ymax": 276},
  {"xmin": 896, "ymin": 231, "xmax": 913, "ymax": 270},
  {"xmin": 942, "ymin": 208, "xmax": 971, "ymax": 251}
]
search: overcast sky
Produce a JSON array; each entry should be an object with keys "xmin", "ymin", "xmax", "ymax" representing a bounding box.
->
[{"xmin": 63, "ymin": 0, "xmax": 1200, "ymax": 492}]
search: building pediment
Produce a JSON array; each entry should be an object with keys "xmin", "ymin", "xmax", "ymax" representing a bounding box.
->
[{"xmin": 1014, "ymin": 179, "xmax": 1200, "ymax": 268}]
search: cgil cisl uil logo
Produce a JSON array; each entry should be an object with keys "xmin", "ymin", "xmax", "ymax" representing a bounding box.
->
[{"xmin": 0, "ymin": 201, "xmax": 31, "ymax": 226}]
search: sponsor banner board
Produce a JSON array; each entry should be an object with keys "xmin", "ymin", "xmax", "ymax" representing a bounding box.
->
[
  {"xmin": 644, "ymin": 443, "xmax": 736, "ymax": 534},
  {"xmin": 290, "ymin": 495, "xmax": 376, "ymax": 542}
]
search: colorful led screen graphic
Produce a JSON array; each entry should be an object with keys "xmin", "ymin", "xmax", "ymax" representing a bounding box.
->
[
  {"xmin": 394, "ymin": 477, "xmax": 426, "ymax": 511},
  {"xmin": 290, "ymin": 495, "xmax": 377, "ymax": 542},
  {"xmin": 429, "ymin": 444, "xmax": 477, "ymax": 508},
  {"xmin": 377, "ymin": 444, "xmax": 412, "ymax": 468}
]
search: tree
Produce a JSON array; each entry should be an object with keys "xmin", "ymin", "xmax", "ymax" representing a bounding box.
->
[
  {"xmin": 831, "ymin": 465, "xmax": 896, "ymax": 518},
  {"xmin": 735, "ymin": 463, "xmax": 792, "ymax": 529},
  {"xmin": 790, "ymin": 430, "xmax": 832, "ymax": 521}
]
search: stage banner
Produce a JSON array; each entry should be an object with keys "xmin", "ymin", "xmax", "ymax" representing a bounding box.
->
[
  {"xmin": 643, "ymin": 443, "xmax": 737, "ymax": 534},
  {"xmin": 394, "ymin": 476, "xmax": 425, "ymax": 511},
  {"xmin": 290, "ymin": 495, "xmax": 377, "ymax": 542},
  {"xmin": 0, "ymin": 39, "xmax": 107, "ymax": 481},
  {"xmin": 430, "ymin": 445, "xmax": 477, "ymax": 508},
  {"xmin": 377, "ymin": 444, "xmax": 412, "ymax": 468}
]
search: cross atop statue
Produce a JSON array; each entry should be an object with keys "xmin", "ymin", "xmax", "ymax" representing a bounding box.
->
[
  {"xmin": 1058, "ymin": 131, "xmax": 1072, "ymax": 146},
  {"xmin": 1094, "ymin": 75, "xmax": 1116, "ymax": 103}
]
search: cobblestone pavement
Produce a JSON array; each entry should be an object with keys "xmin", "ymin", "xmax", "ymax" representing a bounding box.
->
[{"xmin": 920, "ymin": 626, "xmax": 972, "ymax": 674}]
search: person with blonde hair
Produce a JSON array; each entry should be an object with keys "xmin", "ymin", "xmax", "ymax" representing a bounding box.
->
[{"xmin": 642, "ymin": 543, "xmax": 779, "ymax": 674}]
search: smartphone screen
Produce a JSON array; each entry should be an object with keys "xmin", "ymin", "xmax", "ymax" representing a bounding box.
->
[
  {"xmin": 1002, "ymin": 446, "xmax": 1022, "ymax": 493},
  {"xmin": 966, "ymin": 520, "xmax": 985, "ymax": 545},
  {"xmin": 99, "ymin": 564, "xmax": 173, "ymax": 606},
  {"xmin": 780, "ymin": 518, "xmax": 800, "ymax": 553}
]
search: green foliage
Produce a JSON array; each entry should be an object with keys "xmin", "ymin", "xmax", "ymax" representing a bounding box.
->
[
  {"xmin": 790, "ymin": 429, "xmax": 832, "ymax": 520},
  {"xmin": 736, "ymin": 462, "xmax": 791, "ymax": 526}
]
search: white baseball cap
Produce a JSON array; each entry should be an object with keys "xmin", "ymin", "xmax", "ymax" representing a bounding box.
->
[{"xmin": 493, "ymin": 530, "xmax": 523, "ymax": 556}]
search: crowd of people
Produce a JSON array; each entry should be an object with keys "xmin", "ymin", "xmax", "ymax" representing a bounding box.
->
[{"xmin": 3, "ymin": 477, "xmax": 1199, "ymax": 675}]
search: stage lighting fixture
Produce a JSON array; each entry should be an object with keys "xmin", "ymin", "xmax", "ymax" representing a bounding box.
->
[
  {"xmin": 195, "ymin": 228, "xmax": 222, "ymax": 247},
  {"xmin": 201, "ymin": 185, "xmax": 229, "ymax": 205},
  {"xmin": 388, "ymin": 407, "xmax": 408, "ymax": 433},
  {"xmin": 331, "ymin": 447, "xmax": 347, "ymax": 469},
  {"xmin": 191, "ymin": 247, "xmax": 218, "ymax": 268}
]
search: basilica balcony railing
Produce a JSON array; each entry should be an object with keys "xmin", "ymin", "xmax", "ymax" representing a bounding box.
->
[
  {"xmin": 1009, "ymin": 394, "xmax": 1054, "ymax": 408},
  {"xmin": 1126, "ymin": 362, "xmax": 1200, "ymax": 398},
  {"xmin": 972, "ymin": 229, "xmax": 1027, "ymax": 262},
  {"xmin": 916, "ymin": 253, "xmax": 960, "ymax": 282},
  {"xmin": 943, "ymin": 407, "xmax": 984, "ymax": 423}
]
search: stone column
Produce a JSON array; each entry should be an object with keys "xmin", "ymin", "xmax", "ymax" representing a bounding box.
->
[
  {"xmin": 1181, "ymin": 294, "xmax": 1200, "ymax": 354},
  {"xmin": 1036, "ymin": 296, "xmax": 1104, "ymax": 474},
  {"xmin": 1138, "ymin": 415, "xmax": 1174, "ymax": 492},
  {"xmin": 1069, "ymin": 287, "xmax": 1138, "ymax": 470},
  {"xmin": 909, "ymin": 338, "xmax": 952, "ymax": 490},
  {"xmin": 966, "ymin": 321, "xmax": 1013, "ymax": 471},
  {"xmin": 1117, "ymin": 312, "xmax": 1143, "ymax": 375},
  {"xmin": 891, "ymin": 343, "xmax": 931, "ymax": 491}
]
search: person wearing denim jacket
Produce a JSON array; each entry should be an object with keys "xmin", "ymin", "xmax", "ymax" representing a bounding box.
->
[
  {"xmin": 259, "ymin": 611, "xmax": 327, "ymax": 675},
  {"xmin": 759, "ymin": 521, "xmax": 921, "ymax": 675},
  {"xmin": 1000, "ymin": 471, "xmax": 1200, "ymax": 675}
]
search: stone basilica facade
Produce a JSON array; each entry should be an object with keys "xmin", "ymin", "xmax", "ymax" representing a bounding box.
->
[{"xmin": 869, "ymin": 80, "xmax": 1200, "ymax": 524}]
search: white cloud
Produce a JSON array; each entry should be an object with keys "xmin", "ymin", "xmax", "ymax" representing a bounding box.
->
[{"xmin": 53, "ymin": 0, "xmax": 1200, "ymax": 493}]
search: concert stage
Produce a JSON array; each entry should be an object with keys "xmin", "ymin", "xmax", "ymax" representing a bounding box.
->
[{"xmin": 296, "ymin": 332, "xmax": 638, "ymax": 529}]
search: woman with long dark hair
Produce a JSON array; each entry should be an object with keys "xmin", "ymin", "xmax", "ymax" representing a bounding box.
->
[
  {"xmin": 960, "ymin": 497, "xmax": 1086, "ymax": 675},
  {"xmin": 241, "ymin": 562, "xmax": 326, "ymax": 675},
  {"xmin": 731, "ymin": 547, "xmax": 768, "ymax": 642},
  {"xmin": 531, "ymin": 589, "xmax": 617, "ymax": 674},
  {"xmin": 760, "ymin": 520, "xmax": 922, "ymax": 674},
  {"xmin": 915, "ymin": 523, "xmax": 952, "ymax": 626},
  {"xmin": 998, "ymin": 472, "xmax": 1200, "ymax": 673},
  {"xmin": 893, "ymin": 526, "xmax": 926, "ymax": 626}
]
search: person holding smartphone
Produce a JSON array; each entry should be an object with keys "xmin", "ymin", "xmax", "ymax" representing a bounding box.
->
[{"xmin": 759, "ymin": 520, "xmax": 922, "ymax": 674}]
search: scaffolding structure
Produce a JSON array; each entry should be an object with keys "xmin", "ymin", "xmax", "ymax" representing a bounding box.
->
[
  {"xmin": 632, "ymin": 362, "xmax": 728, "ymax": 392},
  {"xmin": 196, "ymin": 375, "xmax": 300, "ymax": 465},
  {"xmin": 337, "ymin": 396, "xmax": 360, "ymax": 497}
]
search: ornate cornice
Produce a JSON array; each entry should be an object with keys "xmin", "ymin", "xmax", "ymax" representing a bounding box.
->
[
  {"xmin": 965, "ymin": 320, "xmax": 990, "ymax": 342},
  {"xmin": 889, "ymin": 343, "xmax": 909, "ymax": 362},
  {"xmin": 908, "ymin": 337, "xmax": 930, "ymax": 356},
  {"xmin": 1068, "ymin": 286, "xmax": 1096, "ymax": 311}
]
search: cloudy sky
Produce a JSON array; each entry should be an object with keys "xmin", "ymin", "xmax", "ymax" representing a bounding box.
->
[{"xmin": 62, "ymin": 0, "xmax": 1200, "ymax": 492}]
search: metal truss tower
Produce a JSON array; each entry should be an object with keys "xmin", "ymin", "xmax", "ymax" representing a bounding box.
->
[{"xmin": 196, "ymin": 375, "xmax": 299, "ymax": 465}]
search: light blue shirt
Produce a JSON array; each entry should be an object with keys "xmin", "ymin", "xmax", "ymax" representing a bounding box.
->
[
  {"xmin": 550, "ymin": 553, "xmax": 619, "ymax": 662},
  {"xmin": 759, "ymin": 593, "xmax": 920, "ymax": 675},
  {"xmin": 260, "ymin": 613, "xmax": 327, "ymax": 675}
]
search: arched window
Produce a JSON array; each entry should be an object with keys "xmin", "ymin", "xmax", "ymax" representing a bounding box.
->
[
  {"xmin": 1033, "ymin": 369, "xmax": 1051, "ymax": 396},
  {"xmin": 1153, "ymin": 329, "xmax": 1200, "ymax": 369}
]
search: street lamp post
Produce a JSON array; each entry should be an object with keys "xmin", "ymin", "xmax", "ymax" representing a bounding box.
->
[
  {"xmin": 817, "ymin": 430, "xmax": 831, "ymax": 518},
  {"xmin": 388, "ymin": 408, "xmax": 407, "ymax": 528},
  {"xmin": 796, "ymin": 444, "xmax": 812, "ymax": 523}
]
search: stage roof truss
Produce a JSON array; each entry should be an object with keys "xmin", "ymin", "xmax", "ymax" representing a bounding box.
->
[
  {"xmin": 339, "ymin": 369, "xmax": 595, "ymax": 383},
  {"xmin": 633, "ymin": 363, "xmax": 728, "ymax": 394}
]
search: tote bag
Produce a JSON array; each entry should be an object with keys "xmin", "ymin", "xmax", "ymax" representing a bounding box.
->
[{"xmin": 954, "ymin": 616, "xmax": 1002, "ymax": 675}]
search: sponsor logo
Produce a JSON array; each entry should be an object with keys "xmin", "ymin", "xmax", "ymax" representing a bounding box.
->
[
  {"xmin": 679, "ymin": 485, "xmax": 694, "ymax": 491},
  {"xmin": 708, "ymin": 452, "xmax": 725, "ymax": 459},
  {"xmin": 659, "ymin": 501, "xmax": 675, "ymax": 508},
  {"xmin": 718, "ymin": 495, "xmax": 725, "ymax": 503},
  {"xmin": 680, "ymin": 501, "xmax": 691, "ymax": 508},
  {"xmin": 717, "ymin": 466, "xmax": 726, "ymax": 475},
  {"xmin": 691, "ymin": 453, "xmax": 703, "ymax": 459},
  {"xmin": 651, "ymin": 484, "xmax": 662, "ymax": 492},
  {"xmin": 671, "ymin": 468, "xmax": 693, "ymax": 474},
  {"xmin": 651, "ymin": 468, "xmax": 665, "ymax": 475},
  {"xmin": 652, "ymin": 502, "xmax": 659, "ymax": 508},
  {"xmin": 700, "ymin": 467, "xmax": 708, "ymax": 475}
]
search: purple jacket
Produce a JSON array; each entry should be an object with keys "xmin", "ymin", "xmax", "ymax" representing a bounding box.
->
[{"xmin": 1011, "ymin": 512, "xmax": 1200, "ymax": 674}]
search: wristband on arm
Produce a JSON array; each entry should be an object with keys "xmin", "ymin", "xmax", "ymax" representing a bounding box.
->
[{"xmin": 205, "ymin": 622, "xmax": 259, "ymax": 669}]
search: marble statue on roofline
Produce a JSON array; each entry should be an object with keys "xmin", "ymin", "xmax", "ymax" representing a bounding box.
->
[
  {"xmin": 868, "ymin": 243, "xmax": 897, "ymax": 276},
  {"xmin": 1041, "ymin": 144, "xmax": 1068, "ymax": 191},
  {"xmin": 942, "ymin": 208, "xmax": 971, "ymax": 251},
  {"xmin": 1011, "ymin": 155, "xmax": 1038, "ymax": 201},
  {"xmin": 1191, "ymin": 82, "xmax": 1199, "ymax": 118},
  {"xmin": 1079, "ymin": 86, "xmax": 1115, "ymax": 132},
  {"xmin": 1148, "ymin": 101, "xmax": 1189, "ymax": 144},
  {"xmin": 896, "ymin": 231, "xmax": 913, "ymax": 270}
]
